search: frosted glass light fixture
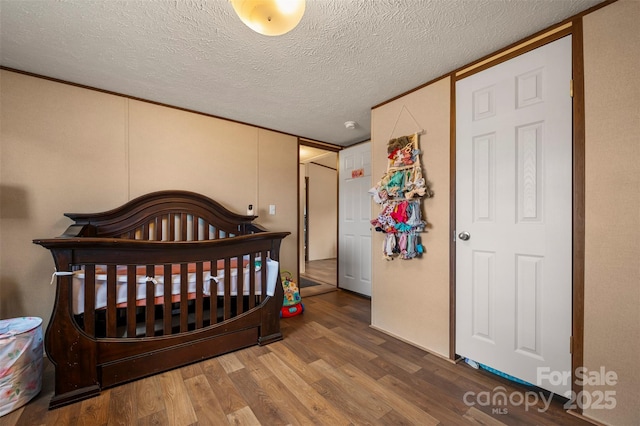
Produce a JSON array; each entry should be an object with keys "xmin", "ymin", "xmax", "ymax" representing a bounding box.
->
[{"xmin": 230, "ymin": 0, "xmax": 305, "ymax": 36}]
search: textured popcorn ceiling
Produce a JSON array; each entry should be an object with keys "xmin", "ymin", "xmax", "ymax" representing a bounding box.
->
[{"xmin": 0, "ymin": 0, "xmax": 601, "ymax": 146}]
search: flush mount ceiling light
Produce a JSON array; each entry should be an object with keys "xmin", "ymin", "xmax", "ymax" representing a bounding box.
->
[{"xmin": 230, "ymin": 0, "xmax": 305, "ymax": 36}]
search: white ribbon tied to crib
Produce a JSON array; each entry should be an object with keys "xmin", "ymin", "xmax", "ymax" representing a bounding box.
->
[{"xmin": 49, "ymin": 270, "xmax": 76, "ymax": 285}]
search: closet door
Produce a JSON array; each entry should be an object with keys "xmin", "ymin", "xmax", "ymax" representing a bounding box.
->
[{"xmin": 455, "ymin": 36, "xmax": 573, "ymax": 396}]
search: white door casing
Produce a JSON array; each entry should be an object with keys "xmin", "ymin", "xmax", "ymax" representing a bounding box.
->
[
  {"xmin": 455, "ymin": 36, "xmax": 573, "ymax": 396},
  {"xmin": 339, "ymin": 142, "xmax": 372, "ymax": 296}
]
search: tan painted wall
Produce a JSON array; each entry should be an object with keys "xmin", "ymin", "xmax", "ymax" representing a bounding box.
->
[
  {"xmin": 0, "ymin": 70, "xmax": 298, "ymax": 332},
  {"xmin": 583, "ymin": 1, "xmax": 640, "ymax": 424},
  {"xmin": 127, "ymin": 100, "xmax": 258, "ymax": 210},
  {"xmin": 370, "ymin": 77, "xmax": 451, "ymax": 357},
  {"xmin": 1, "ymin": 71, "xmax": 129, "ymax": 332},
  {"xmin": 256, "ymin": 128, "xmax": 299, "ymax": 276}
]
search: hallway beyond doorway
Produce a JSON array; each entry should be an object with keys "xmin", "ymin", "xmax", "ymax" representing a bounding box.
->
[{"xmin": 300, "ymin": 258, "xmax": 336, "ymax": 297}]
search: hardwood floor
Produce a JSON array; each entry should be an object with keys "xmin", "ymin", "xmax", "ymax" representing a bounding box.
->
[
  {"xmin": 301, "ymin": 258, "xmax": 337, "ymax": 285},
  {"xmin": 300, "ymin": 258, "xmax": 337, "ymax": 297},
  {"xmin": 3, "ymin": 290, "xmax": 589, "ymax": 426}
]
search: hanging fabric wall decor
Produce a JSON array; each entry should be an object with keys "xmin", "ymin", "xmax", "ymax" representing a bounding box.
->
[{"xmin": 370, "ymin": 133, "xmax": 433, "ymax": 260}]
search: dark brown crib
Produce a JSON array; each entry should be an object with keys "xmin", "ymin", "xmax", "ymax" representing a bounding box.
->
[{"xmin": 33, "ymin": 190, "xmax": 289, "ymax": 409}]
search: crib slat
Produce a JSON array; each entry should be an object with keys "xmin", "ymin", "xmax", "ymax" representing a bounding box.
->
[
  {"xmin": 260, "ymin": 251, "xmax": 268, "ymax": 304},
  {"xmin": 84, "ymin": 264, "xmax": 96, "ymax": 336},
  {"xmin": 127, "ymin": 266, "xmax": 137, "ymax": 338},
  {"xmin": 106, "ymin": 265, "xmax": 117, "ymax": 337},
  {"xmin": 181, "ymin": 213, "xmax": 187, "ymax": 241},
  {"xmin": 180, "ymin": 264, "xmax": 188, "ymax": 332},
  {"xmin": 168, "ymin": 214, "xmax": 176, "ymax": 241},
  {"xmin": 224, "ymin": 258, "xmax": 231, "ymax": 320},
  {"xmin": 153, "ymin": 217, "xmax": 160, "ymax": 241},
  {"xmin": 210, "ymin": 260, "xmax": 218, "ymax": 325},
  {"xmin": 236, "ymin": 257, "xmax": 244, "ymax": 315},
  {"xmin": 249, "ymin": 254, "xmax": 256, "ymax": 309},
  {"xmin": 195, "ymin": 262, "xmax": 203, "ymax": 328},
  {"xmin": 146, "ymin": 265, "xmax": 155, "ymax": 337},
  {"xmin": 163, "ymin": 264, "xmax": 172, "ymax": 335}
]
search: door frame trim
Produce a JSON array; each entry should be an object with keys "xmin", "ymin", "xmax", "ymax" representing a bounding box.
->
[
  {"xmin": 298, "ymin": 139, "xmax": 342, "ymax": 288},
  {"xmin": 449, "ymin": 19, "xmax": 586, "ymax": 409},
  {"xmin": 570, "ymin": 17, "xmax": 586, "ymax": 405}
]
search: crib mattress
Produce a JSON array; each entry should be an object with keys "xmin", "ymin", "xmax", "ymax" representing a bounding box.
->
[{"xmin": 71, "ymin": 258, "xmax": 278, "ymax": 315}]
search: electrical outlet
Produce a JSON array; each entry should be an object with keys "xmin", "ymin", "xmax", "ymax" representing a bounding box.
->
[{"xmin": 269, "ymin": 204, "xmax": 276, "ymax": 215}]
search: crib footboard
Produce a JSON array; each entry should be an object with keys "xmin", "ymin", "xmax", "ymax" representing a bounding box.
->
[
  {"xmin": 34, "ymin": 191, "xmax": 290, "ymax": 409},
  {"xmin": 35, "ymin": 232, "xmax": 288, "ymax": 409}
]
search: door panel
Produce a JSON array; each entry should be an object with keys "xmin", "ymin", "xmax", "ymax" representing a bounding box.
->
[
  {"xmin": 456, "ymin": 36, "xmax": 572, "ymax": 396},
  {"xmin": 339, "ymin": 143, "xmax": 372, "ymax": 296}
]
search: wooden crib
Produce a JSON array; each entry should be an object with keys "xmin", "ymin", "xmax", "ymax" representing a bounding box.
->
[{"xmin": 33, "ymin": 190, "xmax": 289, "ymax": 409}]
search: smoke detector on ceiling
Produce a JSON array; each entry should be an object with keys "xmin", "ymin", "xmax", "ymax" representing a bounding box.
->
[{"xmin": 344, "ymin": 121, "xmax": 357, "ymax": 130}]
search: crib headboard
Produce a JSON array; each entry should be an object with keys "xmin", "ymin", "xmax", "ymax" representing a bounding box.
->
[{"xmin": 60, "ymin": 190, "xmax": 263, "ymax": 241}]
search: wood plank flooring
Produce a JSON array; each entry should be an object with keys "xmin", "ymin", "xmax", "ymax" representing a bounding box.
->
[
  {"xmin": 301, "ymin": 258, "xmax": 337, "ymax": 285},
  {"xmin": 2, "ymin": 290, "xmax": 590, "ymax": 426},
  {"xmin": 300, "ymin": 258, "xmax": 338, "ymax": 297}
]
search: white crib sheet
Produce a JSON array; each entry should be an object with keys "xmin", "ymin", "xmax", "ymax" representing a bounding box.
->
[{"xmin": 71, "ymin": 258, "xmax": 278, "ymax": 315}]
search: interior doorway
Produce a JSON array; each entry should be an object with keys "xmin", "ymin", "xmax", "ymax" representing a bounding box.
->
[{"xmin": 299, "ymin": 141, "xmax": 339, "ymax": 296}]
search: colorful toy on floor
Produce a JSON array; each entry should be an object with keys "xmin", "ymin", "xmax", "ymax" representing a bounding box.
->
[
  {"xmin": 280, "ymin": 271, "xmax": 303, "ymax": 318},
  {"xmin": 281, "ymin": 303, "xmax": 304, "ymax": 318}
]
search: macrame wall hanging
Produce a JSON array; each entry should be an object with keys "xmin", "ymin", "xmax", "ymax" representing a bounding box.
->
[{"xmin": 370, "ymin": 132, "xmax": 433, "ymax": 260}]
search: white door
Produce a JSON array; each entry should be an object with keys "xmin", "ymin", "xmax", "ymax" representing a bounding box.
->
[
  {"xmin": 456, "ymin": 36, "xmax": 572, "ymax": 397},
  {"xmin": 339, "ymin": 142, "xmax": 372, "ymax": 296}
]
